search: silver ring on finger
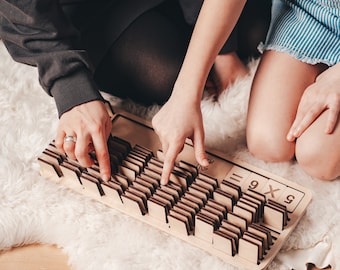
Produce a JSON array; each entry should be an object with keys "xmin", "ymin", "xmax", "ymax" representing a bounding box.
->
[{"xmin": 64, "ymin": 135, "xmax": 77, "ymax": 143}]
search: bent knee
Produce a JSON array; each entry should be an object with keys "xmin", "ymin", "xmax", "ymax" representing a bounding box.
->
[
  {"xmin": 296, "ymin": 139, "xmax": 340, "ymax": 181},
  {"xmin": 247, "ymin": 132, "xmax": 295, "ymax": 162}
]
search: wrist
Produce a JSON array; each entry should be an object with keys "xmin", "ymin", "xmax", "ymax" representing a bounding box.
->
[
  {"xmin": 171, "ymin": 76, "xmax": 206, "ymax": 104},
  {"xmin": 51, "ymin": 68, "xmax": 103, "ymax": 118}
]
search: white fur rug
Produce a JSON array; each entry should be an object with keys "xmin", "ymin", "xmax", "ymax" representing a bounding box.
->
[{"xmin": 0, "ymin": 40, "xmax": 339, "ymax": 270}]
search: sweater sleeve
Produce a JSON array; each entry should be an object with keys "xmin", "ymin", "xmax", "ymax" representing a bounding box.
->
[{"xmin": 0, "ymin": 0, "xmax": 104, "ymax": 117}]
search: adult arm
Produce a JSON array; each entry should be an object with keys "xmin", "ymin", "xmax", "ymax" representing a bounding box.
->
[
  {"xmin": 152, "ymin": 0, "xmax": 246, "ymax": 185},
  {"xmin": 0, "ymin": 0, "xmax": 103, "ymax": 116},
  {"xmin": 0, "ymin": 0, "xmax": 112, "ymax": 181}
]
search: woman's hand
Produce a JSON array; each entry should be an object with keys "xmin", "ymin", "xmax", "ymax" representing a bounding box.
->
[
  {"xmin": 152, "ymin": 96, "xmax": 209, "ymax": 185},
  {"xmin": 55, "ymin": 100, "xmax": 113, "ymax": 181},
  {"xmin": 287, "ymin": 63, "xmax": 340, "ymax": 141}
]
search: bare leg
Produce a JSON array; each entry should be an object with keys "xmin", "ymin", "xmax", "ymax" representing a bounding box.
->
[
  {"xmin": 210, "ymin": 0, "xmax": 271, "ymax": 96},
  {"xmin": 246, "ymin": 50, "xmax": 323, "ymax": 162},
  {"xmin": 296, "ymin": 110, "xmax": 340, "ymax": 180},
  {"xmin": 212, "ymin": 52, "xmax": 249, "ymax": 94}
]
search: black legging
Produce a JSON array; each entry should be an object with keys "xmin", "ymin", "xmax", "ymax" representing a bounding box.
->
[
  {"xmin": 94, "ymin": 2, "xmax": 190, "ymax": 105},
  {"xmin": 94, "ymin": 0, "xmax": 271, "ymax": 106}
]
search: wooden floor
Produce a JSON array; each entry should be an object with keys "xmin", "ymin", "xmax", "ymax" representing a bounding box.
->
[{"xmin": 0, "ymin": 244, "xmax": 71, "ymax": 270}]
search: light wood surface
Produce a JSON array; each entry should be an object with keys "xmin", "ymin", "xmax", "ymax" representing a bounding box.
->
[
  {"xmin": 36, "ymin": 111, "xmax": 313, "ymax": 270},
  {"xmin": 0, "ymin": 244, "xmax": 71, "ymax": 270}
]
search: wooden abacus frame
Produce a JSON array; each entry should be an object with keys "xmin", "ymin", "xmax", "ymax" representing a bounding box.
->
[{"xmin": 38, "ymin": 109, "xmax": 312, "ymax": 270}]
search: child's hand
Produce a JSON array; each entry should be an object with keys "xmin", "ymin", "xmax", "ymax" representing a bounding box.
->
[
  {"xmin": 152, "ymin": 96, "xmax": 209, "ymax": 185},
  {"xmin": 287, "ymin": 63, "xmax": 340, "ymax": 141}
]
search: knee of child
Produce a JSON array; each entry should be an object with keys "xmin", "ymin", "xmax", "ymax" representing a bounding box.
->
[
  {"xmin": 247, "ymin": 130, "xmax": 295, "ymax": 163},
  {"xmin": 296, "ymin": 137, "xmax": 339, "ymax": 181}
]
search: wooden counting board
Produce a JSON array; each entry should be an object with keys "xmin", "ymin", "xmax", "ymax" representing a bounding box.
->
[{"xmin": 38, "ymin": 110, "xmax": 313, "ymax": 270}]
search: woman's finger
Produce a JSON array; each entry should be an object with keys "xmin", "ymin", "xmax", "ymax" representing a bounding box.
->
[
  {"xmin": 63, "ymin": 134, "xmax": 77, "ymax": 160},
  {"xmin": 91, "ymin": 128, "xmax": 111, "ymax": 182},
  {"xmin": 73, "ymin": 131, "xmax": 94, "ymax": 168}
]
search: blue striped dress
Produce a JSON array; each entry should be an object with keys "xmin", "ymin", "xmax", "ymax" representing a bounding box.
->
[{"xmin": 259, "ymin": 0, "xmax": 340, "ymax": 66}]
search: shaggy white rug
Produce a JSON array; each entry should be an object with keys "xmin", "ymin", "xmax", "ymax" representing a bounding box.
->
[{"xmin": 0, "ymin": 40, "xmax": 339, "ymax": 270}]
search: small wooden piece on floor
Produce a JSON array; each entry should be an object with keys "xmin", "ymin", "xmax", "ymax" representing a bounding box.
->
[{"xmin": 306, "ymin": 262, "xmax": 332, "ymax": 270}]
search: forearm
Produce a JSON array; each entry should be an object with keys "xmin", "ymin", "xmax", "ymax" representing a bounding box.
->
[
  {"xmin": 0, "ymin": 0, "xmax": 103, "ymax": 116},
  {"xmin": 173, "ymin": 0, "xmax": 246, "ymax": 102}
]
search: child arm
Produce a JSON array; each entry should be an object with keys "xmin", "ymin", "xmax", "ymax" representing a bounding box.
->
[{"xmin": 152, "ymin": 0, "xmax": 246, "ymax": 185}]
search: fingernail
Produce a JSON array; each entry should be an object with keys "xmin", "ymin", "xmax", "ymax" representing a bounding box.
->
[
  {"xmin": 287, "ymin": 132, "xmax": 293, "ymax": 141},
  {"xmin": 102, "ymin": 174, "xmax": 110, "ymax": 182},
  {"xmin": 160, "ymin": 178, "xmax": 167, "ymax": 186},
  {"xmin": 202, "ymin": 159, "xmax": 210, "ymax": 167}
]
